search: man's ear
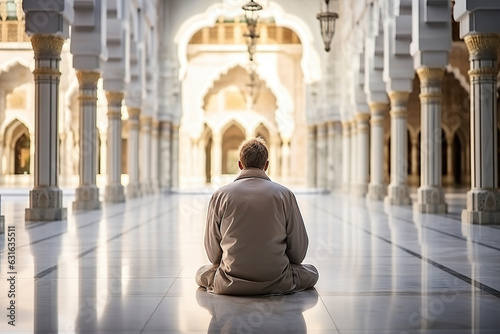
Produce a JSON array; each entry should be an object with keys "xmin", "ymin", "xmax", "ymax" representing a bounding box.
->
[
  {"xmin": 264, "ymin": 160, "xmax": 269, "ymax": 171},
  {"xmin": 238, "ymin": 161, "xmax": 244, "ymax": 170}
]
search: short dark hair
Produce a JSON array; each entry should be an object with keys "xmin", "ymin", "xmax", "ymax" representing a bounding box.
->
[{"xmin": 239, "ymin": 137, "xmax": 268, "ymax": 169}]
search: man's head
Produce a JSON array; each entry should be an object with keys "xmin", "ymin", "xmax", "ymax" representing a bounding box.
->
[{"xmin": 238, "ymin": 137, "xmax": 269, "ymax": 170}]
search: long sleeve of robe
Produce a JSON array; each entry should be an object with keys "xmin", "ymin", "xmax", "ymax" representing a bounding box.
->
[{"xmin": 203, "ymin": 168, "xmax": 309, "ymax": 295}]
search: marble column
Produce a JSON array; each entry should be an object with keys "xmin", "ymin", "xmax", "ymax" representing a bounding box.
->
[
  {"xmin": 151, "ymin": 120, "xmax": 160, "ymax": 193},
  {"xmin": 462, "ymin": 34, "xmax": 500, "ymax": 224},
  {"xmin": 171, "ymin": 125, "xmax": 180, "ymax": 189},
  {"xmin": 353, "ymin": 113, "xmax": 370, "ymax": 197},
  {"xmin": 281, "ymin": 139, "xmax": 290, "ymax": 180},
  {"xmin": 269, "ymin": 135, "xmax": 281, "ymax": 179},
  {"xmin": 385, "ymin": 91, "xmax": 411, "ymax": 206},
  {"xmin": 104, "ymin": 91, "xmax": 125, "ymax": 203},
  {"xmin": 0, "ymin": 196, "xmax": 4, "ymax": 232},
  {"xmin": 341, "ymin": 121, "xmax": 351, "ymax": 193},
  {"xmin": 316, "ymin": 123, "xmax": 327, "ymax": 190},
  {"xmin": 25, "ymin": 35, "xmax": 67, "ymax": 221},
  {"xmin": 409, "ymin": 137, "xmax": 419, "ymax": 185},
  {"xmin": 126, "ymin": 107, "xmax": 141, "ymax": 199},
  {"xmin": 160, "ymin": 121, "xmax": 172, "ymax": 190},
  {"xmin": 139, "ymin": 116, "xmax": 152, "ymax": 195},
  {"xmin": 445, "ymin": 135, "xmax": 454, "ymax": 185},
  {"xmin": 415, "ymin": 67, "xmax": 447, "ymax": 214},
  {"xmin": 367, "ymin": 103, "xmax": 388, "ymax": 201},
  {"xmin": 326, "ymin": 121, "xmax": 336, "ymax": 190},
  {"xmin": 348, "ymin": 120, "xmax": 357, "ymax": 194},
  {"xmin": 73, "ymin": 71, "xmax": 102, "ymax": 211},
  {"xmin": 307, "ymin": 125, "xmax": 317, "ymax": 188},
  {"xmin": 211, "ymin": 133, "xmax": 222, "ymax": 182}
]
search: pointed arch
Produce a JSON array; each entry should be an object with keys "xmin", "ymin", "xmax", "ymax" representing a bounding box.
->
[
  {"xmin": 221, "ymin": 121, "xmax": 246, "ymax": 174},
  {"xmin": 2, "ymin": 118, "xmax": 31, "ymax": 175},
  {"xmin": 174, "ymin": 1, "xmax": 320, "ymax": 83}
]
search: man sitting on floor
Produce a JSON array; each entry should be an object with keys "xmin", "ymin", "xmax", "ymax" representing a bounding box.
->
[{"xmin": 196, "ymin": 137, "xmax": 318, "ymax": 295}]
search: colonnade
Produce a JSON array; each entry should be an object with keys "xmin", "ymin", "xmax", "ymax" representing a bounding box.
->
[{"xmin": 18, "ymin": 1, "xmax": 178, "ymax": 221}]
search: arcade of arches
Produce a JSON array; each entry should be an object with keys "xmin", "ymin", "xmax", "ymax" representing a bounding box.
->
[{"xmin": 0, "ymin": 0, "xmax": 498, "ymax": 225}]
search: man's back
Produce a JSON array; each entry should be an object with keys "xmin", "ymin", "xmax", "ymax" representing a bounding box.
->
[
  {"xmin": 204, "ymin": 168, "xmax": 308, "ymax": 295},
  {"xmin": 196, "ymin": 138, "xmax": 318, "ymax": 295}
]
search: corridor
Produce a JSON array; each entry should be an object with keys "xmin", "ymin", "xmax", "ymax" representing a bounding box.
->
[{"xmin": 1, "ymin": 191, "xmax": 499, "ymax": 333}]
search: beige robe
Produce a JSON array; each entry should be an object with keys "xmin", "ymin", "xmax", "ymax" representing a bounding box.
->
[{"xmin": 203, "ymin": 168, "xmax": 312, "ymax": 295}]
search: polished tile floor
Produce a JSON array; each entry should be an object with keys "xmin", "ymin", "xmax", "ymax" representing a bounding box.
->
[{"xmin": 0, "ymin": 189, "xmax": 499, "ymax": 333}]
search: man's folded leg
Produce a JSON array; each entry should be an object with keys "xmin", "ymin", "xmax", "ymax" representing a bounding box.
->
[
  {"xmin": 291, "ymin": 264, "xmax": 319, "ymax": 292},
  {"xmin": 196, "ymin": 264, "xmax": 218, "ymax": 289}
]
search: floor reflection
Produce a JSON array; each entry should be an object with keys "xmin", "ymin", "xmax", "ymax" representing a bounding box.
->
[
  {"xmin": 2, "ymin": 192, "xmax": 500, "ymax": 332},
  {"xmin": 196, "ymin": 288, "xmax": 319, "ymax": 334}
]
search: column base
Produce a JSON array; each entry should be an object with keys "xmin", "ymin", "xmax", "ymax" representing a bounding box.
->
[
  {"xmin": 25, "ymin": 188, "xmax": 67, "ymax": 221},
  {"xmin": 341, "ymin": 183, "xmax": 351, "ymax": 194},
  {"xmin": 104, "ymin": 184, "xmax": 125, "ymax": 203},
  {"xmin": 414, "ymin": 186, "xmax": 447, "ymax": 214},
  {"xmin": 151, "ymin": 183, "xmax": 160, "ymax": 194},
  {"xmin": 126, "ymin": 183, "xmax": 142, "ymax": 199},
  {"xmin": 367, "ymin": 183, "xmax": 387, "ymax": 201},
  {"xmin": 141, "ymin": 181, "xmax": 152, "ymax": 195},
  {"xmin": 461, "ymin": 189, "xmax": 500, "ymax": 224},
  {"xmin": 351, "ymin": 183, "xmax": 368, "ymax": 197},
  {"xmin": 73, "ymin": 185, "xmax": 102, "ymax": 211},
  {"xmin": 384, "ymin": 184, "xmax": 411, "ymax": 206}
]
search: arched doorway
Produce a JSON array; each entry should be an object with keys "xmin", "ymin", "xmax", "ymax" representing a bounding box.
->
[
  {"xmin": 222, "ymin": 123, "xmax": 245, "ymax": 174},
  {"xmin": 14, "ymin": 132, "xmax": 30, "ymax": 174},
  {"xmin": 3, "ymin": 119, "xmax": 31, "ymax": 176}
]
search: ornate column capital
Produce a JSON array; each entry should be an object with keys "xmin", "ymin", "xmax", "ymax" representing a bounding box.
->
[
  {"xmin": 106, "ymin": 91, "xmax": 123, "ymax": 119},
  {"xmin": 30, "ymin": 35, "xmax": 64, "ymax": 58},
  {"xmin": 316, "ymin": 123, "xmax": 327, "ymax": 135},
  {"xmin": 106, "ymin": 91, "xmax": 124, "ymax": 104},
  {"xmin": 464, "ymin": 33, "xmax": 500, "ymax": 59},
  {"xmin": 388, "ymin": 91, "xmax": 410, "ymax": 118},
  {"xmin": 355, "ymin": 113, "xmax": 370, "ymax": 123},
  {"xmin": 417, "ymin": 67, "xmax": 445, "ymax": 103},
  {"xmin": 140, "ymin": 115, "xmax": 152, "ymax": 125},
  {"xmin": 160, "ymin": 121, "xmax": 172, "ymax": 136},
  {"xmin": 152, "ymin": 120, "xmax": 160, "ymax": 138},
  {"xmin": 416, "ymin": 67, "xmax": 445, "ymax": 85},
  {"xmin": 127, "ymin": 107, "xmax": 141, "ymax": 120},
  {"xmin": 369, "ymin": 102, "xmax": 388, "ymax": 126},
  {"xmin": 76, "ymin": 71, "xmax": 100, "ymax": 86},
  {"xmin": 355, "ymin": 113, "xmax": 370, "ymax": 134}
]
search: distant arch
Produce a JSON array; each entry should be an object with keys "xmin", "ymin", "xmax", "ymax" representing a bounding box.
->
[{"xmin": 222, "ymin": 122, "xmax": 246, "ymax": 174}]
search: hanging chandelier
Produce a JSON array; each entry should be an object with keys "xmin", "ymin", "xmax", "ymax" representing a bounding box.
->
[
  {"xmin": 317, "ymin": 0, "xmax": 339, "ymax": 52},
  {"xmin": 242, "ymin": 0, "xmax": 262, "ymax": 62},
  {"xmin": 246, "ymin": 62, "xmax": 261, "ymax": 108}
]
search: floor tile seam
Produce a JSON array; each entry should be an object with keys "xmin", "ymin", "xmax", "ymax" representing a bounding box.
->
[
  {"xmin": 368, "ymin": 207, "xmax": 500, "ymax": 253},
  {"xmin": 318, "ymin": 294, "xmax": 341, "ymax": 334},
  {"xmin": 367, "ymin": 230, "xmax": 500, "ymax": 299},
  {"xmin": 33, "ymin": 204, "xmax": 178, "ymax": 280},
  {"xmin": 310, "ymin": 198, "xmax": 500, "ymax": 258},
  {"xmin": 0, "ymin": 200, "xmax": 147, "ymax": 254},
  {"xmin": 139, "ymin": 277, "xmax": 179, "ymax": 334},
  {"xmin": 306, "ymin": 199, "xmax": 500, "ymax": 299},
  {"xmin": 316, "ymin": 290, "xmax": 483, "ymax": 296}
]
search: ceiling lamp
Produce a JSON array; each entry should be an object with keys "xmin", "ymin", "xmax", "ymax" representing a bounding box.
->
[
  {"xmin": 242, "ymin": 0, "xmax": 262, "ymax": 62},
  {"xmin": 242, "ymin": 0, "xmax": 262, "ymax": 37},
  {"xmin": 317, "ymin": 0, "xmax": 339, "ymax": 52},
  {"xmin": 244, "ymin": 32, "xmax": 258, "ymax": 61}
]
